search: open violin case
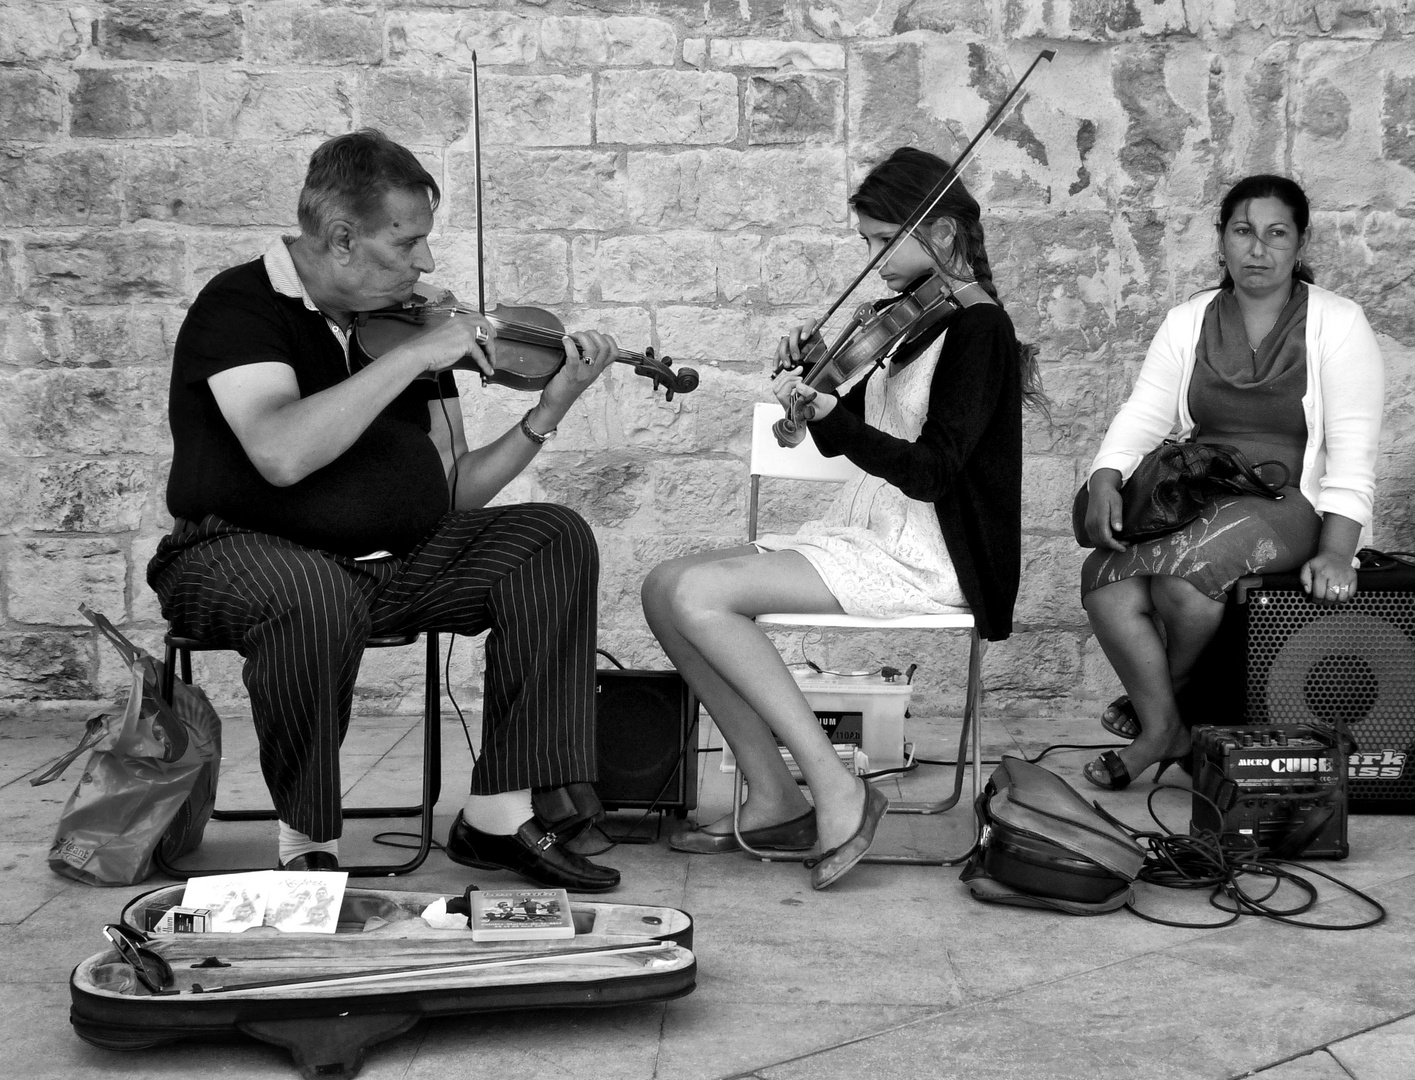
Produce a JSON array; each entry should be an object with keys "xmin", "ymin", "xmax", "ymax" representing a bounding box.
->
[{"xmin": 71, "ymin": 885, "xmax": 696, "ymax": 1078}]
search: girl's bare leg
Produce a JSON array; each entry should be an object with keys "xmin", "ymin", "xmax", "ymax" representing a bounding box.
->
[{"xmin": 642, "ymin": 548, "xmax": 867, "ymax": 850}]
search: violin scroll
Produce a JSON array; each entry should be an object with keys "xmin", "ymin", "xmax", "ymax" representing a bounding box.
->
[{"xmin": 633, "ymin": 346, "xmax": 698, "ymax": 402}]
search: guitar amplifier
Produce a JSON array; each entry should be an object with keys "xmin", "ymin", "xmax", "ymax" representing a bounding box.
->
[
  {"xmin": 1190, "ymin": 724, "xmax": 1347, "ymax": 859},
  {"xmin": 1237, "ymin": 563, "xmax": 1415, "ymax": 813},
  {"xmin": 592, "ymin": 663, "xmax": 698, "ymax": 815}
]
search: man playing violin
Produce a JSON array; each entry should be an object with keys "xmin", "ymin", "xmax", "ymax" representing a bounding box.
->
[{"xmin": 147, "ymin": 128, "xmax": 624, "ymax": 890}]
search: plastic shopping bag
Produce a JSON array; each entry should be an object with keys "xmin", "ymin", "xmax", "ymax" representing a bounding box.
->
[{"xmin": 31, "ymin": 605, "xmax": 221, "ymax": 885}]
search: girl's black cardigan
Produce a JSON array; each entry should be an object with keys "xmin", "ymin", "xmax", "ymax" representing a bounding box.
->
[{"xmin": 806, "ymin": 303, "xmax": 1023, "ymax": 641}]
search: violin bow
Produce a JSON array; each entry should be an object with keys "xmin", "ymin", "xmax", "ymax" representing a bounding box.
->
[
  {"xmin": 472, "ymin": 51, "xmax": 487, "ymax": 320},
  {"xmin": 802, "ymin": 48, "xmax": 1055, "ymax": 350}
]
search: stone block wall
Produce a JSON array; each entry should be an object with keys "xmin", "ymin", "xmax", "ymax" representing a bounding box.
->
[{"xmin": 2, "ymin": 0, "xmax": 1413, "ymax": 723}]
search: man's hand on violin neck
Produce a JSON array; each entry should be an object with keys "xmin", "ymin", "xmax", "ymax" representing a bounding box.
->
[{"xmin": 538, "ymin": 330, "xmax": 619, "ymax": 411}]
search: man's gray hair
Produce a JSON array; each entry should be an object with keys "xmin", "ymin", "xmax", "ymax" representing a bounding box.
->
[{"xmin": 297, "ymin": 129, "xmax": 440, "ymax": 240}]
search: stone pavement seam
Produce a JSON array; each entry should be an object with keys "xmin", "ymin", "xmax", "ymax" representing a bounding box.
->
[
  {"xmin": 1236, "ymin": 1007, "xmax": 1415, "ymax": 1079},
  {"xmin": 714, "ymin": 1005, "xmax": 957, "ymax": 1079}
]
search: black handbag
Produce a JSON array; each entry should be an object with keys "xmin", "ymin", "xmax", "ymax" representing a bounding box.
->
[{"xmin": 1072, "ymin": 439, "xmax": 1289, "ymax": 547}]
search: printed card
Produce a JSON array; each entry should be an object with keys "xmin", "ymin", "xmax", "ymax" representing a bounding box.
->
[{"xmin": 179, "ymin": 872, "xmax": 273, "ymax": 933}]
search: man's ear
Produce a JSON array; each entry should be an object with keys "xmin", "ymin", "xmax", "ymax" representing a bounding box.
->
[{"xmin": 326, "ymin": 219, "xmax": 358, "ymax": 263}]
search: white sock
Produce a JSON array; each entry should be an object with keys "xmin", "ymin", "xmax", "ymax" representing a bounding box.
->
[
  {"xmin": 278, "ymin": 821, "xmax": 338, "ymax": 865},
  {"xmin": 462, "ymin": 790, "xmax": 534, "ymax": 836}
]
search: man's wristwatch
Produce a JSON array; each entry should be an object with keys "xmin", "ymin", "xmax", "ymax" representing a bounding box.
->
[{"xmin": 519, "ymin": 407, "xmax": 557, "ymax": 446}]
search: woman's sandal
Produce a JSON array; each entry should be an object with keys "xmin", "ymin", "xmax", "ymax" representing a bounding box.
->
[
  {"xmin": 1084, "ymin": 749, "xmax": 1193, "ymax": 791},
  {"xmin": 1100, "ymin": 695, "xmax": 1141, "ymax": 740},
  {"xmin": 1083, "ymin": 750, "xmax": 1133, "ymax": 791}
]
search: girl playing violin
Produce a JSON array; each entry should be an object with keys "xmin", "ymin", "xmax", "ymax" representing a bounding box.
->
[{"xmin": 641, "ymin": 146, "xmax": 1042, "ymax": 889}]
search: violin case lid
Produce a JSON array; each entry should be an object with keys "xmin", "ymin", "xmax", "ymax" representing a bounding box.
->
[{"xmin": 71, "ymin": 884, "xmax": 696, "ymax": 1079}]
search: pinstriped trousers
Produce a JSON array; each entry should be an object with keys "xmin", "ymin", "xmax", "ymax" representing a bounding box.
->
[{"xmin": 147, "ymin": 505, "xmax": 599, "ymax": 841}]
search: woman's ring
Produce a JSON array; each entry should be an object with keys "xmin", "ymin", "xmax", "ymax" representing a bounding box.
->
[{"xmin": 474, "ymin": 326, "xmax": 489, "ymax": 345}]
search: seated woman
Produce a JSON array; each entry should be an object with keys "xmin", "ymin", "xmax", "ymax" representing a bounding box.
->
[
  {"xmin": 1080, "ymin": 174, "xmax": 1384, "ymax": 790},
  {"xmin": 641, "ymin": 147, "xmax": 1040, "ymax": 889}
]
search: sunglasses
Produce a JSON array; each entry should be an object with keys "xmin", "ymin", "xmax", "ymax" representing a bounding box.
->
[{"xmin": 102, "ymin": 924, "xmax": 174, "ymax": 994}]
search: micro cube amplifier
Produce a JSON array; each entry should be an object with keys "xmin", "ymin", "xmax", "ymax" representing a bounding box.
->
[{"xmin": 1190, "ymin": 724, "xmax": 1348, "ymax": 860}]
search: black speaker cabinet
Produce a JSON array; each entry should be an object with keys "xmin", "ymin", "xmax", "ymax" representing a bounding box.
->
[
  {"xmin": 593, "ymin": 667, "xmax": 698, "ymax": 815},
  {"xmin": 1238, "ymin": 566, "xmax": 1415, "ymax": 813}
]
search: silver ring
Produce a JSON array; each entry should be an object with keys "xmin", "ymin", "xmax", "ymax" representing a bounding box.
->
[{"xmin": 474, "ymin": 326, "xmax": 489, "ymax": 345}]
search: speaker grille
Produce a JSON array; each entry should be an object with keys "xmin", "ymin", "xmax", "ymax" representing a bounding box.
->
[
  {"xmin": 593, "ymin": 670, "xmax": 698, "ymax": 813},
  {"xmin": 1246, "ymin": 588, "xmax": 1415, "ymax": 806}
]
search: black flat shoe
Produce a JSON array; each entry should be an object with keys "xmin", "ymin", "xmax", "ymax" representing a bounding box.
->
[
  {"xmin": 669, "ymin": 808, "xmax": 818, "ymax": 854},
  {"xmin": 445, "ymin": 811, "xmax": 620, "ymax": 893},
  {"xmin": 805, "ymin": 783, "xmax": 888, "ymax": 890},
  {"xmin": 276, "ymin": 851, "xmax": 339, "ymax": 871}
]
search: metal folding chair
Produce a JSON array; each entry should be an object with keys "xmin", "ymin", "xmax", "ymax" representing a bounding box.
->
[
  {"xmin": 155, "ymin": 630, "xmax": 442, "ymax": 877},
  {"xmin": 731, "ymin": 402, "xmax": 985, "ymax": 865}
]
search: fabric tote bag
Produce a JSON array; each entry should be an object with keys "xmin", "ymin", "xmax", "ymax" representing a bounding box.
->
[{"xmin": 31, "ymin": 606, "xmax": 221, "ymax": 886}]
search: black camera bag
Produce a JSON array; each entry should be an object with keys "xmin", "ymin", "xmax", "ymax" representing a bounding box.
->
[{"xmin": 960, "ymin": 757, "xmax": 1145, "ymax": 915}]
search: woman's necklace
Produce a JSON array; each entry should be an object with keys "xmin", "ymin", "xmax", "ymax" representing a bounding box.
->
[{"xmin": 1241, "ymin": 286, "xmax": 1293, "ymax": 356}]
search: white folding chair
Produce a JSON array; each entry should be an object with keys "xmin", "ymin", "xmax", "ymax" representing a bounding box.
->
[{"xmin": 731, "ymin": 403, "xmax": 985, "ymax": 865}]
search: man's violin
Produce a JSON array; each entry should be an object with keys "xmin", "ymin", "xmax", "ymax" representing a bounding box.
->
[
  {"xmin": 355, "ymin": 286, "xmax": 699, "ymax": 400},
  {"xmin": 357, "ymin": 50, "xmax": 697, "ymax": 402}
]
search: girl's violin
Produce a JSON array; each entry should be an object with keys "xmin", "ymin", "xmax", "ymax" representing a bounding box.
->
[
  {"xmin": 772, "ymin": 274, "xmax": 984, "ymax": 447},
  {"xmin": 771, "ymin": 48, "xmax": 1054, "ymax": 448},
  {"xmin": 355, "ymin": 286, "xmax": 699, "ymax": 401}
]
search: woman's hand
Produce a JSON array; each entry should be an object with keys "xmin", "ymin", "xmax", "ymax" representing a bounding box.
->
[
  {"xmin": 772, "ymin": 370, "xmax": 836, "ymax": 423},
  {"xmin": 1084, "ymin": 469, "xmax": 1128, "ymax": 551},
  {"xmin": 1301, "ymin": 551, "xmax": 1358, "ymax": 605},
  {"xmin": 1300, "ymin": 513, "xmax": 1362, "ymax": 605}
]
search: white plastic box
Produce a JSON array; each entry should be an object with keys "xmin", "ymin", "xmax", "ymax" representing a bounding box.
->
[{"xmin": 718, "ymin": 669, "xmax": 911, "ymax": 773}]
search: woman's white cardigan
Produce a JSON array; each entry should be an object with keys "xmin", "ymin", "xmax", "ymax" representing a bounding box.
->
[{"xmin": 1089, "ymin": 283, "xmax": 1385, "ymax": 544}]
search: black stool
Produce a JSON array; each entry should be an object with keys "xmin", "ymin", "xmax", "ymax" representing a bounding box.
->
[{"xmin": 157, "ymin": 629, "xmax": 442, "ymax": 877}]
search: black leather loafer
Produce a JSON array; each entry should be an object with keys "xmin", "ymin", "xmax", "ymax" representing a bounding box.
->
[
  {"xmin": 444, "ymin": 812, "xmax": 620, "ymax": 893},
  {"xmin": 276, "ymin": 850, "xmax": 340, "ymax": 872}
]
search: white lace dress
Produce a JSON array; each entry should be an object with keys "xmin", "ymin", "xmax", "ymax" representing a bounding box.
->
[{"xmin": 753, "ymin": 334, "xmax": 964, "ymax": 618}]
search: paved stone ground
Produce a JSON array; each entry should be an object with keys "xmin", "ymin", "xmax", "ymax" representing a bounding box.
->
[{"xmin": 3, "ymin": 705, "xmax": 1412, "ymax": 1080}]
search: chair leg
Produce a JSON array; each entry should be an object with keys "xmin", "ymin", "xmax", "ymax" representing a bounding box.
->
[
  {"xmin": 338, "ymin": 631, "xmax": 441, "ymax": 877},
  {"xmin": 732, "ymin": 629, "xmax": 986, "ymax": 867},
  {"xmin": 159, "ymin": 634, "xmax": 442, "ymax": 879}
]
